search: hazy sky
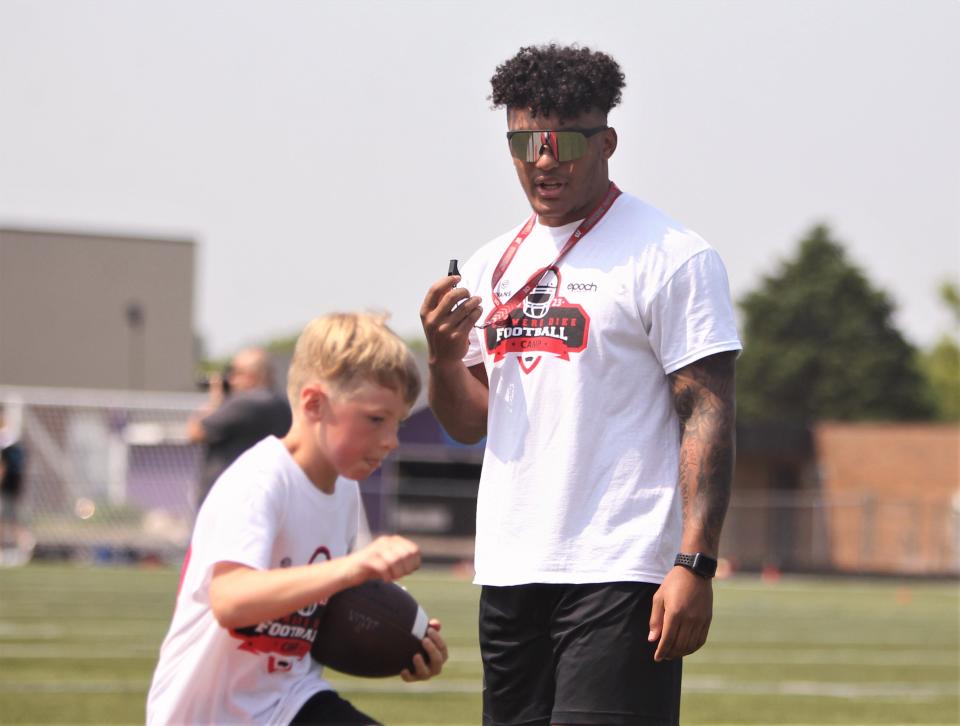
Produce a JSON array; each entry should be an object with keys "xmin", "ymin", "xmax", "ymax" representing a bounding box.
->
[{"xmin": 1, "ymin": 0, "xmax": 957, "ymax": 357}]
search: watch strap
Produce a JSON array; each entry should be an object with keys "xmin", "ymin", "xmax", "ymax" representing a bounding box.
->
[{"xmin": 674, "ymin": 552, "xmax": 718, "ymax": 578}]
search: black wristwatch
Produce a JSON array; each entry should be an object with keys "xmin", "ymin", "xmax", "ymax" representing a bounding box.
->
[{"xmin": 674, "ymin": 552, "xmax": 718, "ymax": 579}]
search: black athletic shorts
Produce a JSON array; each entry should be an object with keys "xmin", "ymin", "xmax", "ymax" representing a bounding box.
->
[
  {"xmin": 290, "ymin": 689, "xmax": 381, "ymax": 725},
  {"xmin": 479, "ymin": 582, "xmax": 682, "ymax": 726}
]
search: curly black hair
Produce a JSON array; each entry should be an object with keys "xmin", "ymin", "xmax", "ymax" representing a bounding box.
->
[{"xmin": 490, "ymin": 44, "xmax": 625, "ymax": 120}]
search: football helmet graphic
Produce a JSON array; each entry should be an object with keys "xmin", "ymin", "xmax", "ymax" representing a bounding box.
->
[{"xmin": 523, "ymin": 268, "xmax": 559, "ymax": 319}]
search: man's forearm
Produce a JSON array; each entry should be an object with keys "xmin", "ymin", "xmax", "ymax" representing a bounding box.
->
[
  {"xmin": 428, "ymin": 361, "xmax": 488, "ymax": 444},
  {"xmin": 670, "ymin": 352, "xmax": 737, "ymax": 555},
  {"xmin": 187, "ymin": 382, "xmax": 227, "ymax": 443}
]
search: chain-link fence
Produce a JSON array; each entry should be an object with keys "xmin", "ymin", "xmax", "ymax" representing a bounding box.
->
[
  {"xmin": 2, "ymin": 385, "xmax": 957, "ymax": 575},
  {"xmin": 722, "ymin": 490, "xmax": 959, "ymax": 575},
  {"xmin": 1, "ymin": 386, "xmax": 205, "ymax": 563}
]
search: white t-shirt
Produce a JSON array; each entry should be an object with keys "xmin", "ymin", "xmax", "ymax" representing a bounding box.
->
[
  {"xmin": 147, "ymin": 436, "xmax": 362, "ymax": 725},
  {"xmin": 460, "ymin": 191, "xmax": 742, "ymax": 587}
]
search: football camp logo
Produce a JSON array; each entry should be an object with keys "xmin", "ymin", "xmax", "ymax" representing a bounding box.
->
[
  {"xmin": 229, "ymin": 545, "xmax": 332, "ymax": 662},
  {"xmin": 485, "ymin": 268, "xmax": 590, "ymax": 374},
  {"xmin": 231, "ymin": 613, "xmax": 321, "ymax": 660}
]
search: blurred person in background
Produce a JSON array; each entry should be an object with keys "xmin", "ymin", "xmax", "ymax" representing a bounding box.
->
[
  {"xmin": 0, "ymin": 407, "xmax": 32, "ymax": 566},
  {"xmin": 188, "ymin": 347, "xmax": 292, "ymax": 508}
]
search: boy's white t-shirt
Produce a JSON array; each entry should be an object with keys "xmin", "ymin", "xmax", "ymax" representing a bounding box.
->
[
  {"xmin": 460, "ymin": 192, "xmax": 742, "ymax": 586},
  {"xmin": 146, "ymin": 436, "xmax": 361, "ymax": 726}
]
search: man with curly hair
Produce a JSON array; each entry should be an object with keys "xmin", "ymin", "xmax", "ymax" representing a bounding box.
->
[{"xmin": 421, "ymin": 43, "xmax": 741, "ymax": 725}]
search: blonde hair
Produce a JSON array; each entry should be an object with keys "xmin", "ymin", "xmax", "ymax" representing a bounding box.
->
[{"xmin": 287, "ymin": 312, "xmax": 421, "ymax": 410}]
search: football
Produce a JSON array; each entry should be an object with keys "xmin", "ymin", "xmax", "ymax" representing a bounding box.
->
[{"xmin": 310, "ymin": 580, "xmax": 430, "ymax": 677}]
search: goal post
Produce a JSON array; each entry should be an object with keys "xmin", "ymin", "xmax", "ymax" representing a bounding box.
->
[{"xmin": 1, "ymin": 385, "xmax": 205, "ymax": 563}]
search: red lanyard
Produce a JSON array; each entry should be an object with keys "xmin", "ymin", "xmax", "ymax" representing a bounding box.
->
[{"xmin": 483, "ymin": 182, "xmax": 621, "ymax": 327}]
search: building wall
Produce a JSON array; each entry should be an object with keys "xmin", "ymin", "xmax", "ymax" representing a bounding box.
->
[
  {"xmin": 724, "ymin": 456, "xmax": 828, "ymax": 572},
  {"xmin": 814, "ymin": 422, "xmax": 960, "ymax": 574},
  {"xmin": 0, "ymin": 228, "xmax": 196, "ymax": 391}
]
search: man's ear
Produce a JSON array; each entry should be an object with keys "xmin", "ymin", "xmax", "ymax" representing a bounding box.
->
[
  {"xmin": 603, "ymin": 127, "xmax": 618, "ymax": 159},
  {"xmin": 300, "ymin": 383, "xmax": 329, "ymax": 422}
]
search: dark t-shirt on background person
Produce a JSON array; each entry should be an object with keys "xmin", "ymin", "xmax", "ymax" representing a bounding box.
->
[{"xmin": 197, "ymin": 389, "xmax": 291, "ymax": 506}]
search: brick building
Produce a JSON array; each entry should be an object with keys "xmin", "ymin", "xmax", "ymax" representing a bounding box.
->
[
  {"xmin": 723, "ymin": 421, "xmax": 959, "ymax": 575},
  {"xmin": 813, "ymin": 422, "xmax": 959, "ymax": 575}
]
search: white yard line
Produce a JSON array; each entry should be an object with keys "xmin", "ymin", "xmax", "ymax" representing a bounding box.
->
[
  {"xmin": 3, "ymin": 677, "xmax": 955, "ymax": 702},
  {"xmin": 0, "ymin": 647, "xmax": 161, "ymax": 658},
  {"xmin": 685, "ymin": 676, "xmax": 959, "ymax": 700},
  {"xmin": 1, "ymin": 640, "xmax": 956, "ymax": 667}
]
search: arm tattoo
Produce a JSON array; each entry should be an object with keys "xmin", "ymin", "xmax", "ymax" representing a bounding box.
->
[{"xmin": 669, "ymin": 351, "xmax": 737, "ymax": 554}]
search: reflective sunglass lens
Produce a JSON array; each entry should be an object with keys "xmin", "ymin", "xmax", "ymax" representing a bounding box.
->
[
  {"xmin": 509, "ymin": 133, "xmax": 537, "ymax": 162},
  {"xmin": 555, "ymin": 132, "xmax": 588, "ymax": 161},
  {"xmin": 508, "ymin": 131, "xmax": 591, "ymax": 162}
]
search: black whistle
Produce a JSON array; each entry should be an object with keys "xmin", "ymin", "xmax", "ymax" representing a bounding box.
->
[{"xmin": 448, "ymin": 259, "xmax": 460, "ymax": 276}]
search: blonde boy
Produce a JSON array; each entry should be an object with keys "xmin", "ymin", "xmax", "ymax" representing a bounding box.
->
[{"xmin": 147, "ymin": 313, "xmax": 447, "ymax": 725}]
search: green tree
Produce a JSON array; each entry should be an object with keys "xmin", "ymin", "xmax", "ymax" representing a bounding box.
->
[
  {"xmin": 919, "ymin": 281, "xmax": 960, "ymax": 421},
  {"xmin": 938, "ymin": 280, "xmax": 960, "ymax": 321},
  {"xmin": 265, "ymin": 333, "xmax": 300, "ymax": 356},
  {"xmin": 737, "ymin": 224, "xmax": 934, "ymax": 424}
]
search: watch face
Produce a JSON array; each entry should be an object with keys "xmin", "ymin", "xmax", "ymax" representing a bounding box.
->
[
  {"xmin": 692, "ymin": 553, "xmax": 718, "ymax": 577},
  {"xmin": 676, "ymin": 552, "xmax": 718, "ymax": 578}
]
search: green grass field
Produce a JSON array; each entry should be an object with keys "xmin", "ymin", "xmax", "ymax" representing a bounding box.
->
[{"xmin": 0, "ymin": 564, "xmax": 957, "ymax": 725}]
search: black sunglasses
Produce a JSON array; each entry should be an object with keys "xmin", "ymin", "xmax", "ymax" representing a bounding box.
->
[{"xmin": 506, "ymin": 127, "xmax": 609, "ymax": 162}]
